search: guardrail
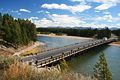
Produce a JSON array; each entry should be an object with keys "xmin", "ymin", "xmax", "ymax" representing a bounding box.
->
[{"xmin": 26, "ymin": 38, "xmax": 116, "ymax": 68}]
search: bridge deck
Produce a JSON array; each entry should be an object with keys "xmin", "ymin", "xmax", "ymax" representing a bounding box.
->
[{"xmin": 22, "ymin": 38, "xmax": 117, "ymax": 67}]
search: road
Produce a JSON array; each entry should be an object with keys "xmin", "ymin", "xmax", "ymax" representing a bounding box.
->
[{"xmin": 22, "ymin": 39, "xmax": 102, "ymax": 62}]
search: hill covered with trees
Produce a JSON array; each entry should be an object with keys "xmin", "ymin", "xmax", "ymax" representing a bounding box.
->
[{"xmin": 0, "ymin": 13, "xmax": 37, "ymax": 48}]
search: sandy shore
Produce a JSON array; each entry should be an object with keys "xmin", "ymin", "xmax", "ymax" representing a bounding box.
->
[
  {"xmin": 13, "ymin": 41, "xmax": 46, "ymax": 56},
  {"xmin": 109, "ymin": 43, "xmax": 120, "ymax": 47},
  {"xmin": 109, "ymin": 41, "xmax": 120, "ymax": 47},
  {"xmin": 37, "ymin": 34, "xmax": 93, "ymax": 40}
]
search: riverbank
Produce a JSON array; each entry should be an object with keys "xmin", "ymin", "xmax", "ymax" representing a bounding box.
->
[
  {"xmin": 109, "ymin": 41, "xmax": 120, "ymax": 47},
  {"xmin": 37, "ymin": 34, "xmax": 93, "ymax": 40},
  {"xmin": 13, "ymin": 41, "xmax": 46, "ymax": 56},
  {"xmin": 0, "ymin": 41, "xmax": 46, "ymax": 56}
]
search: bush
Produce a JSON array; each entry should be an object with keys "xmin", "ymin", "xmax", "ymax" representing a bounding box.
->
[
  {"xmin": 0, "ymin": 55, "xmax": 18, "ymax": 69},
  {"xmin": 2, "ymin": 62, "xmax": 95, "ymax": 80}
]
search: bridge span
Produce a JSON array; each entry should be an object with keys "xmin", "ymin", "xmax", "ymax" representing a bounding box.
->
[{"xmin": 21, "ymin": 38, "xmax": 117, "ymax": 67}]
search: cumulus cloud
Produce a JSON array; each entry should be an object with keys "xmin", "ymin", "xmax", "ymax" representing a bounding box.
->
[
  {"xmin": 19, "ymin": 9, "xmax": 31, "ymax": 13},
  {"xmin": 31, "ymin": 14, "xmax": 86, "ymax": 27},
  {"xmin": 29, "ymin": 14, "xmax": 118, "ymax": 28},
  {"xmin": 41, "ymin": 3, "xmax": 91, "ymax": 13},
  {"xmin": 95, "ymin": 14, "xmax": 113, "ymax": 22}
]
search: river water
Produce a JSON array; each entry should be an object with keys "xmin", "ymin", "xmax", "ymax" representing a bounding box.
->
[{"xmin": 37, "ymin": 36, "xmax": 120, "ymax": 80}]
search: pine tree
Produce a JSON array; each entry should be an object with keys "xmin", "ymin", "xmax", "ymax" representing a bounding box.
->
[
  {"xmin": 0, "ymin": 13, "xmax": 37, "ymax": 48},
  {"xmin": 93, "ymin": 52, "xmax": 112, "ymax": 80}
]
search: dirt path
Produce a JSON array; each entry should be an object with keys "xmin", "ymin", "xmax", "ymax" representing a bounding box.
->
[{"xmin": 13, "ymin": 42, "xmax": 45, "ymax": 56}]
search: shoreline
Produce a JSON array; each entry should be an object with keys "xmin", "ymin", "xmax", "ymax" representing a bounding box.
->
[
  {"xmin": 37, "ymin": 34, "xmax": 93, "ymax": 40},
  {"xmin": 1, "ymin": 34, "xmax": 93, "ymax": 56},
  {"xmin": 13, "ymin": 41, "xmax": 46, "ymax": 56},
  {"xmin": 109, "ymin": 43, "xmax": 120, "ymax": 47}
]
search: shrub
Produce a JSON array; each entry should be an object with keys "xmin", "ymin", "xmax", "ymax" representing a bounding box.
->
[
  {"xmin": 0, "ymin": 55, "xmax": 18, "ymax": 69},
  {"xmin": 2, "ymin": 62, "xmax": 95, "ymax": 80}
]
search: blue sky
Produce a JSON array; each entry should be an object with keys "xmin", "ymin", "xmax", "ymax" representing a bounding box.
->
[{"xmin": 0, "ymin": 0, "xmax": 120, "ymax": 28}]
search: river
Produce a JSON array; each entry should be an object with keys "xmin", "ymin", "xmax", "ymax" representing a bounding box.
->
[{"xmin": 37, "ymin": 36, "xmax": 120, "ymax": 80}]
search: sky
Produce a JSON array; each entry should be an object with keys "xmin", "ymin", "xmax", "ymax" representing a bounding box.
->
[{"xmin": 0, "ymin": 0, "xmax": 120, "ymax": 28}]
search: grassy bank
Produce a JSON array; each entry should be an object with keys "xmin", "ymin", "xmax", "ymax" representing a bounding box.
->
[{"xmin": 0, "ymin": 55, "xmax": 95, "ymax": 80}]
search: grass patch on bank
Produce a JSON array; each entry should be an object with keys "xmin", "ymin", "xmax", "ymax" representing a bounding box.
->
[{"xmin": 19, "ymin": 48, "xmax": 38, "ymax": 57}]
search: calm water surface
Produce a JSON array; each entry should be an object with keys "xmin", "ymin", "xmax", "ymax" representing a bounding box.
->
[{"xmin": 37, "ymin": 36, "xmax": 120, "ymax": 80}]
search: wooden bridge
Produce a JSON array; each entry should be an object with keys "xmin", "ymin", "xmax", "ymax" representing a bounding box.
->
[{"xmin": 22, "ymin": 38, "xmax": 118, "ymax": 68}]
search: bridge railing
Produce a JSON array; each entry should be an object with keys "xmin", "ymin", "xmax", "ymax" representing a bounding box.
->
[
  {"xmin": 38, "ymin": 39, "xmax": 94, "ymax": 53},
  {"xmin": 27, "ymin": 38, "xmax": 116, "ymax": 67}
]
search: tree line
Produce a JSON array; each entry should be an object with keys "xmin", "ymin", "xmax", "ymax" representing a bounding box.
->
[
  {"xmin": 112, "ymin": 29, "xmax": 120, "ymax": 40},
  {"xmin": 0, "ymin": 13, "xmax": 37, "ymax": 48},
  {"xmin": 37, "ymin": 27, "xmax": 112, "ymax": 39}
]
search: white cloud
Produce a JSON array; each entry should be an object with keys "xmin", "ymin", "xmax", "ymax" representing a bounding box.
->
[
  {"xmin": 37, "ymin": 10, "xmax": 50, "ymax": 14},
  {"xmin": 95, "ymin": 14, "xmax": 113, "ymax": 22},
  {"xmin": 19, "ymin": 9, "xmax": 31, "ymax": 13},
  {"xmin": 117, "ymin": 24, "xmax": 120, "ymax": 28},
  {"xmin": 94, "ymin": 0, "xmax": 120, "ymax": 10},
  {"xmin": 70, "ymin": 0, "xmax": 120, "ymax": 9},
  {"xmin": 30, "ymin": 14, "xmax": 117, "ymax": 28},
  {"xmin": 45, "ymin": 11, "xmax": 50, "ymax": 14},
  {"xmin": 95, "ymin": 10, "xmax": 100, "ymax": 13},
  {"xmin": 103, "ymin": 11, "xmax": 110, "ymax": 14},
  {"xmin": 11, "ymin": 10, "xmax": 21, "ymax": 15},
  {"xmin": 37, "ymin": 10, "xmax": 44, "ymax": 13},
  {"xmin": 71, "ymin": 0, "xmax": 85, "ymax": 2},
  {"xmin": 70, "ymin": 0, "xmax": 86, "ymax": 4},
  {"xmin": 95, "ymin": 3, "xmax": 116, "ymax": 10},
  {"xmin": 93, "ymin": 0, "xmax": 120, "ymax": 3},
  {"xmin": 118, "ymin": 13, "xmax": 120, "ymax": 16},
  {"xmin": 31, "ymin": 14, "xmax": 86, "ymax": 27},
  {"xmin": 29, "ymin": 17, "xmax": 39, "ymax": 21},
  {"xmin": 80, "ymin": 23, "xmax": 111, "ymax": 28},
  {"xmin": 41, "ymin": 3, "xmax": 91, "ymax": 13}
]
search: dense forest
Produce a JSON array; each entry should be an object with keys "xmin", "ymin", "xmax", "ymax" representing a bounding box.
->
[
  {"xmin": 96, "ymin": 28, "xmax": 111, "ymax": 39},
  {"xmin": 37, "ymin": 27, "xmax": 96, "ymax": 37},
  {"xmin": 112, "ymin": 29, "xmax": 120, "ymax": 40},
  {"xmin": 0, "ymin": 13, "xmax": 37, "ymax": 48},
  {"xmin": 37, "ymin": 27, "xmax": 112, "ymax": 38}
]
